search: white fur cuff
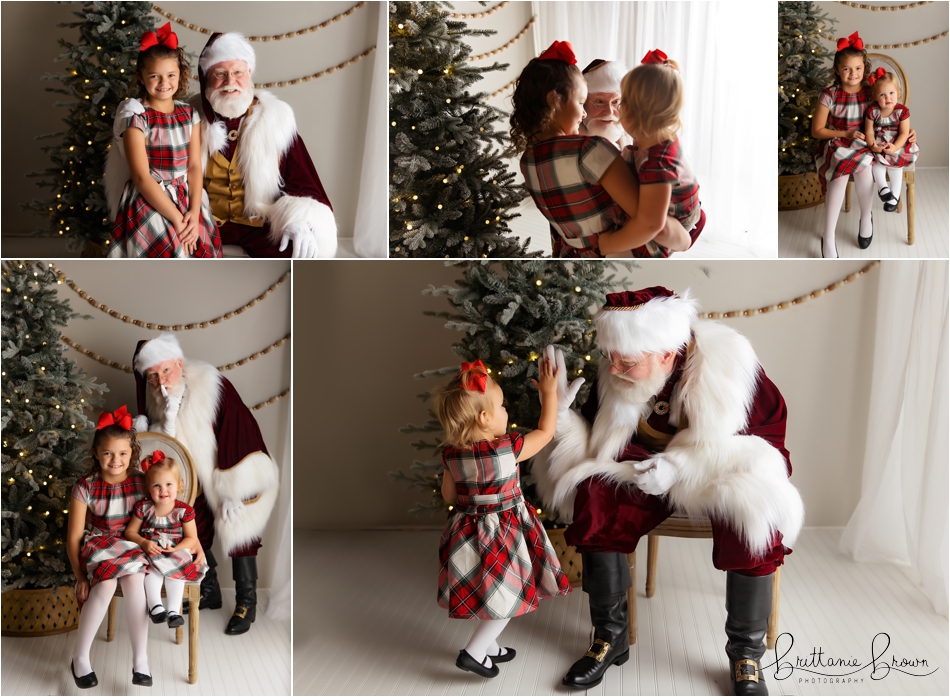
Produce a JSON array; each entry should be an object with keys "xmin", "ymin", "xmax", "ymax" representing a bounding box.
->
[{"xmin": 268, "ymin": 196, "xmax": 337, "ymax": 258}]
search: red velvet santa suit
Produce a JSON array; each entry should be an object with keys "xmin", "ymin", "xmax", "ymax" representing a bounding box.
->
[
  {"xmin": 136, "ymin": 359, "xmax": 280, "ymax": 558},
  {"xmin": 564, "ymin": 349, "xmax": 792, "ymax": 576}
]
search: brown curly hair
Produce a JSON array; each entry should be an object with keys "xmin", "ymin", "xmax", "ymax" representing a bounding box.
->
[
  {"xmin": 88, "ymin": 424, "xmax": 142, "ymax": 477},
  {"xmin": 510, "ymin": 58, "xmax": 583, "ymax": 153},
  {"xmin": 830, "ymin": 46, "xmax": 872, "ymax": 88},
  {"xmin": 135, "ymin": 44, "xmax": 192, "ymax": 100}
]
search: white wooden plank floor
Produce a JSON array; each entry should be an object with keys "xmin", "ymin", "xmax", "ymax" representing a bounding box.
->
[
  {"xmin": 293, "ymin": 529, "xmax": 948, "ymax": 696},
  {"xmin": 1, "ymin": 589, "xmax": 290, "ymax": 696},
  {"xmin": 778, "ymin": 168, "xmax": 948, "ymax": 259}
]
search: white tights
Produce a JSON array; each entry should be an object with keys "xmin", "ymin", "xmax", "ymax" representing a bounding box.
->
[
  {"xmin": 823, "ymin": 167, "xmax": 874, "ymax": 256},
  {"xmin": 872, "ymin": 163, "xmax": 903, "ymax": 201},
  {"xmin": 464, "ymin": 618, "xmax": 510, "ymax": 666},
  {"xmin": 72, "ymin": 574, "xmax": 150, "ymax": 678},
  {"xmin": 144, "ymin": 572, "xmax": 185, "ymax": 614}
]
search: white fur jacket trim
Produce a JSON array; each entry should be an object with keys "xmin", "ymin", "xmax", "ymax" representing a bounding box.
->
[
  {"xmin": 211, "ymin": 451, "xmax": 280, "ymax": 556},
  {"xmin": 536, "ymin": 319, "xmax": 804, "ymax": 556}
]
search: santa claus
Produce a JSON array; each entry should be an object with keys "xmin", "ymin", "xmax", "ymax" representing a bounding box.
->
[
  {"xmin": 579, "ymin": 59, "xmax": 633, "ymax": 149},
  {"xmin": 132, "ymin": 333, "xmax": 280, "ymax": 636},
  {"xmin": 535, "ymin": 287, "xmax": 804, "ymax": 695}
]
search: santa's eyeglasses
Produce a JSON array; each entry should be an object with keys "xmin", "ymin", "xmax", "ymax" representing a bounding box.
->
[{"xmin": 210, "ymin": 70, "xmax": 247, "ymax": 81}]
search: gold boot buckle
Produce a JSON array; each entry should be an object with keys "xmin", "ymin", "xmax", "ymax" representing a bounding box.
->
[
  {"xmin": 734, "ymin": 658, "xmax": 759, "ymax": 683},
  {"xmin": 585, "ymin": 639, "xmax": 610, "ymax": 662},
  {"xmin": 233, "ymin": 605, "xmax": 248, "ymax": 619}
]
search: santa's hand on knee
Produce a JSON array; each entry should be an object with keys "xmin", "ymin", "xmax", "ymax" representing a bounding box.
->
[{"xmin": 632, "ymin": 455, "xmax": 677, "ymax": 496}]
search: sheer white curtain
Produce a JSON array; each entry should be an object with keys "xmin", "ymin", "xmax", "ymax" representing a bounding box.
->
[
  {"xmin": 353, "ymin": 1, "xmax": 388, "ymax": 258},
  {"xmin": 534, "ymin": 1, "xmax": 774, "ymax": 248},
  {"xmin": 839, "ymin": 261, "xmax": 949, "ymax": 618},
  {"xmin": 265, "ymin": 400, "xmax": 292, "ymax": 619}
]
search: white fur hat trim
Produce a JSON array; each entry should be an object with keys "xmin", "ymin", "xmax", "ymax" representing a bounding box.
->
[
  {"xmin": 199, "ymin": 33, "xmax": 256, "ymax": 74},
  {"xmin": 135, "ymin": 332, "xmax": 184, "ymax": 373},
  {"xmin": 595, "ymin": 292, "xmax": 699, "ymax": 358},
  {"xmin": 584, "ymin": 60, "xmax": 628, "ymax": 94}
]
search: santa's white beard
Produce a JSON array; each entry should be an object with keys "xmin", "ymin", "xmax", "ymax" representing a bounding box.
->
[
  {"xmin": 207, "ymin": 85, "xmax": 255, "ymax": 119},
  {"xmin": 610, "ymin": 363, "xmax": 671, "ymax": 405},
  {"xmin": 585, "ymin": 118, "xmax": 625, "ymax": 144},
  {"xmin": 157, "ymin": 379, "xmax": 186, "ymax": 401}
]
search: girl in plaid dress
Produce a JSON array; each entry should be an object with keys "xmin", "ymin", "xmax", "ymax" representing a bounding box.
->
[
  {"xmin": 436, "ymin": 355, "xmax": 571, "ymax": 678},
  {"xmin": 511, "ymin": 41, "xmax": 690, "ymax": 258},
  {"xmin": 125, "ymin": 451, "xmax": 207, "ymax": 629},
  {"xmin": 864, "ymin": 71, "xmax": 919, "ymax": 213},
  {"xmin": 66, "ymin": 407, "xmax": 153, "ymax": 688},
  {"xmin": 615, "ymin": 50, "xmax": 705, "ymax": 254},
  {"xmin": 111, "ymin": 24, "xmax": 221, "ymax": 258}
]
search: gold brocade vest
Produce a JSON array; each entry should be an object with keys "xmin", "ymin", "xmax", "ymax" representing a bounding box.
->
[
  {"xmin": 204, "ymin": 143, "xmax": 264, "ymax": 228},
  {"xmin": 632, "ymin": 339, "xmax": 695, "ymax": 452}
]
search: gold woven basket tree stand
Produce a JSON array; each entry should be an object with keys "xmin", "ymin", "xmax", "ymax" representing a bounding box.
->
[
  {"xmin": 779, "ymin": 171, "xmax": 825, "ymax": 210},
  {"xmin": 2, "ymin": 586, "xmax": 80, "ymax": 637}
]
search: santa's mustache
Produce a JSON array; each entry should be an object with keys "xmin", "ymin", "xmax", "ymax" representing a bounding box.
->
[{"xmin": 213, "ymin": 85, "xmax": 244, "ymax": 95}]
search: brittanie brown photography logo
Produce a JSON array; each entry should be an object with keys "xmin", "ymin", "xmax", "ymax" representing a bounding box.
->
[{"xmin": 765, "ymin": 632, "xmax": 938, "ymax": 685}]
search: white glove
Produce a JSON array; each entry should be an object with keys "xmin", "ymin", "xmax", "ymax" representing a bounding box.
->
[
  {"xmin": 278, "ymin": 223, "xmax": 317, "ymax": 259},
  {"xmin": 220, "ymin": 498, "xmax": 246, "ymax": 524},
  {"xmin": 547, "ymin": 345, "xmax": 585, "ymax": 426},
  {"xmin": 113, "ymin": 98, "xmax": 145, "ymax": 140},
  {"xmin": 632, "ymin": 455, "xmax": 678, "ymax": 496},
  {"xmin": 133, "ymin": 415, "xmax": 150, "ymax": 433},
  {"xmin": 160, "ymin": 385, "xmax": 182, "ymax": 437}
]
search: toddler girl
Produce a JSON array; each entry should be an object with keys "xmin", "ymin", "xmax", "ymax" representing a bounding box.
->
[
  {"xmin": 66, "ymin": 407, "xmax": 152, "ymax": 688},
  {"xmin": 110, "ymin": 23, "xmax": 221, "ymax": 258},
  {"xmin": 616, "ymin": 49, "xmax": 705, "ymax": 253},
  {"xmin": 436, "ymin": 355, "xmax": 572, "ymax": 678},
  {"xmin": 864, "ymin": 69, "xmax": 919, "ymax": 213},
  {"xmin": 125, "ymin": 451, "xmax": 207, "ymax": 629},
  {"xmin": 511, "ymin": 41, "xmax": 689, "ymax": 258}
]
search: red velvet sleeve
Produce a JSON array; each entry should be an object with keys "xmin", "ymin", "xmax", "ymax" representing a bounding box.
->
[
  {"xmin": 278, "ymin": 134, "xmax": 333, "ymax": 210},
  {"xmin": 742, "ymin": 368, "xmax": 792, "ymax": 476},
  {"xmin": 213, "ymin": 377, "xmax": 269, "ymax": 471}
]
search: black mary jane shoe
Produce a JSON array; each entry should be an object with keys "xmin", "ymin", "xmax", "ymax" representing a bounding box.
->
[
  {"xmin": 487, "ymin": 647, "xmax": 516, "ymax": 664},
  {"xmin": 71, "ymin": 661, "xmax": 98, "ymax": 689},
  {"xmin": 878, "ymin": 187, "xmax": 899, "ymax": 212},
  {"xmin": 148, "ymin": 604, "xmax": 168, "ymax": 624},
  {"xmin": 858, "ymin": 212, "xmax": 873, "ymax": 249},
  {"xmin": 166, "ymin": 611, "xmax": 185, "ymax": 628},
  {"xmin": 456, "ymin": 650, "xmax": 499, "ymax": 678},
  {"xmin": 132, "ymin": 671, "xmax": 153, "ymax": 687}
]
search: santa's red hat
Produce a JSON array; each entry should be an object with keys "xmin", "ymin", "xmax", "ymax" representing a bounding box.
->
[
  {"xmin": 197, "ymin": 32, "xmax": 256, "ymax": 123},
  {"xmin": 595, "ymin": 287, "xmax": 698, "ymax": 357},
  {"xmin": 582, "ymin": 59, "xmax": 628, "ymax": 94},
  {"xmin": 132, "ymin": 333, "xmax": 184, "ymax": 417}
]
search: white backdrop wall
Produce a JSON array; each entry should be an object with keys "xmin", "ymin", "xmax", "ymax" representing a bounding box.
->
[
  {"xmin": 44, "ymin": 259, "xmax": 291, "ymax": 589},
  {"xmin": 818, "ymin": 1, "xmax": 949, "ymax": 167},
  {"xmin": 2, "ymin": 2, "xmax": 381, "ymax": 252},
  {"xmin": 295, "ymin": 259, "xmax": 887, "ymax": 532}
]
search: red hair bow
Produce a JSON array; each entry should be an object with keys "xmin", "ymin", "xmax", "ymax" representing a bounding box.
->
[
  {"xmin": 141, "ymin": 450, "xmax": 165, "ymax": 473},
  {"xmin": 97, "ymin": 405, "xmax": 133, "ymax": 431},
  {"xmin": 836, "ymin": 31, "xmax": 864, "ymax": 52},
  {"xmin": 867, "ymin": 67, "xmax": 887, "ymax": 85},
  {"xmin": 140, "ymin": 22, "xmax": 179, "ymax": 52},
  {"xmin": 641, "ymin": 49, "xmax": 669, "ymax": 65},
  {"xmin": 538, "ymin": 41, "xmax": 577, "ymax": 65},
  {"xmin": 458, "ymin": 360, "xmax": 488, "ymax": 393}
]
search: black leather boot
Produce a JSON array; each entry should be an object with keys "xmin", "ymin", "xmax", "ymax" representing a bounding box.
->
[
  {"xmin": 725, "ymin": 571, "xmax": 773, "ymax": 696},
  {"xmin": 225, "ymin": 556, "xmax": 257, "ymax": 635},
  {"xmin": 183, "ymin": 549, "xmax": 223, "ymax": 613},
  {"xmin": 562, "ymin": 552, "xmax": 632, "ymax": 689}
]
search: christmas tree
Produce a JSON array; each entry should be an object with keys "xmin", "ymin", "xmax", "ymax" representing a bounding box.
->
[
  {"xmin": 778, "ymin": 1, "xmax": 836, "ymax": 175},
  {"xmin": 2, "ymin": 261, "xmax": 107, "ymax": 590},
  {"xmin": 390, "ymin": 260, "xmax": 616, "ymax": 521},
  {"xmin": 24, "ymin": 2, "xmax": 157, "ymax": 255},
  {"xmin": 389, "ymin": 1, "xmax": 532, "ymax": 258}
]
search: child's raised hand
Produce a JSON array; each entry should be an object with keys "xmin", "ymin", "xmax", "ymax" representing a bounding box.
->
[{"xmin": 533, "ymin": 356, "xmax": 560, "ymax": 400}]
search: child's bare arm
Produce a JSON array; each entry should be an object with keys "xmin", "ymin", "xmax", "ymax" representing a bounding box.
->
[
  {"xmin": 599, "ymin": 182, "xmax": 672, "ymax": 255},
  {"xmin": 865, "ymin": 118, "xmax": 882, "ymax": 152},
  {"xmin": 518, "ymin": 358, "xmax": 559, "ymax": 461},
  {"xmin": 654, "ymin": 215, "xmax": 691, "ymax": 252},
  {"xmin": 441, "ymin": 470, "xmax": 457, "ymax": 504},
  {"xmin": 67, "ymin": 500, "xmax": 89, "ymax": 601},
  {"xmin": 125, "ymin": 515, "xmax": 160, "ymax": 555},
  {"xmin": 890, "ymin": 116, "xmax": 910, "ymax": 150},
  {"xmin": 170, "ymin": 519, "xmax": 200, "ymax": 554},
  {"xmin": 178, "ymin": 126, "xmax": 205, "ymax": 256},
  {"xmin": 123, "ymin": 128, "xmax": 185, "ymax": 233}
]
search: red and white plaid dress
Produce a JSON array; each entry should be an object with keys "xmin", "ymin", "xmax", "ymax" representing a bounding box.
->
[
  {"xmin": 521, "ymin": 135, "xmax": 665, "ymax": 258},
  {"xmin": 111, "ymin": 102, "xmax": 221, "ymax": 258},
  {"xmin": 132, "ymin": 499, "xmax": 208, "ymax": 582},
  {"xmin": 438, "ymin": 433, "xmax": 571, "ymax": 620},
  {"xmin": 814, "ymin": 85, "xmax": 874, "ymax": 195},
  {"xmin": 73, "ymin": 472, "xmax": 148, "ymax": 605},
  {"xmin": 865, "ymin": 104, "xmax": 919, "ymax": 168},
  {"xmin": 626, "ymin": 138, "xmax": 704, "ymax": 249}
]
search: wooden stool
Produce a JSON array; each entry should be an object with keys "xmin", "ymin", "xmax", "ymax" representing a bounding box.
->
[{"xmin": 626, "ymin": 514, "xmax": 781, "ymax": 650}]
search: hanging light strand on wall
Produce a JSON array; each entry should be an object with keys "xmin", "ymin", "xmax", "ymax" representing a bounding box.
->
[
  {"xmin": 152, "ymin": 2, "xmax": 367, "ymax": 40},
  {"xmin": 59, "ymin": 334, "xmax": 290, "ymax": 373},
  {"xmin": 468, "ymin": 16, "xmax": 535, "ymax": 62},
  {"xmin": 823, "ymin": 30, "xmax": 948, "ymax": 49},
  {"xmin": 451, "ymin": 2, "xmax": 509, "ymax": 19},
  {"xmin": 696, "ymin": 261, "xmax": 880, "ymax": 319},
  {"xmin": 50, "ymin": 264, "xmax": 288, "ymax": 330}
]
